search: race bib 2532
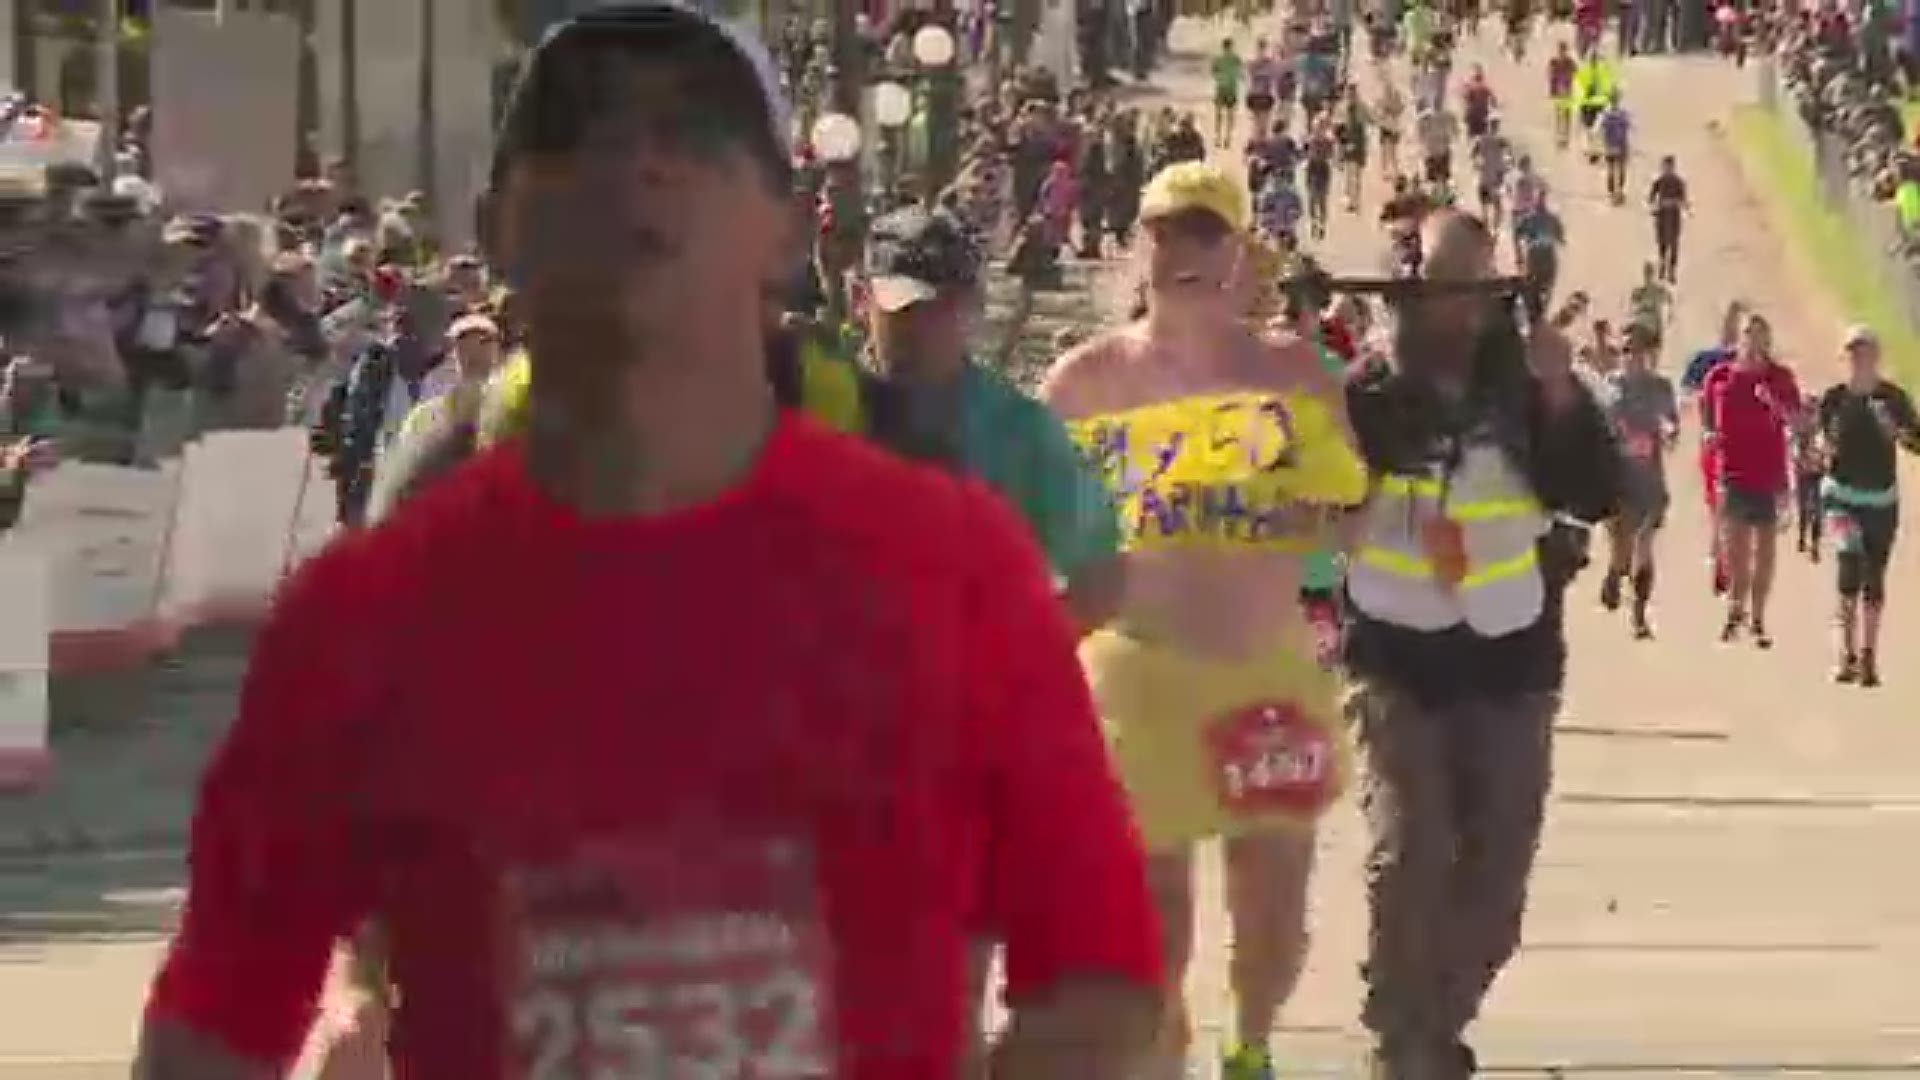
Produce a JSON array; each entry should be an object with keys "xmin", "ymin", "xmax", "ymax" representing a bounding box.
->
[{"xmin": 498, "ymin": 834, "xmax": 835, "ymax": 1080}]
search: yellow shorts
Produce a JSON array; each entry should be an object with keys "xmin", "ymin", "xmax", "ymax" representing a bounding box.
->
[{"xmin": 1080, "ymin": 629, "xmax": 1350, "ymax": 853}]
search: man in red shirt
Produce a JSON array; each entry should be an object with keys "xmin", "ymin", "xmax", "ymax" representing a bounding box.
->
[
  {"xmin": 1702, "ymin": 310, "xmax": 1801, "ymax": 648},
  {"xmin": 133, "ymin": 7, "xmax": 1163, "ymax": 1079}
]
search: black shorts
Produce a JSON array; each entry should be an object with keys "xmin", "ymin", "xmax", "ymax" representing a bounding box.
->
[
  {"xmin": 1216, "ymin": 90, "xmax": 1237, "ymax": 109},
  {"xmin": 1246, "ymin": 91, "xmax": 1276, "ymax": 112},
  {"xmin": 1830, "ymin": 500, "xmax": 1899, "ymax": 601},
  {"xmin": 1578, "ymin": 103, "xmax": 1603, "ymax": 128},
  {"xmin": 1604, "ymin": 149, "xmax": 1627, "ymax": 165},
  {"xmin": 1722, "ymin": 484, "xmax": 1781, "ymax": 527},
  {"xmin": 1423, "ymin": 152, "xmax": 1451, "ymax": 182},
  {"xmin": 1478, "ymin": 183, "xmax": 1501, "ymax": 205},
  {"xmin": 1466, "ymin": 112, "xmax": 1490, "ymax": 138},
  {"xmin": 1620, "ymin": 490, "xmax": 1671, "ymax": 532}
]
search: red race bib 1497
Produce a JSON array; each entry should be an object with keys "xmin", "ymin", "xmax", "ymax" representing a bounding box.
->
[{"xmin": 1204, "ymin": 700, "xmax": 1340, "ymax": 819}]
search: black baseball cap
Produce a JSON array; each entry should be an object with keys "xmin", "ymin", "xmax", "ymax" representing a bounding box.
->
[
  {"xmin": 863, "ymin": 207, "xmax": 982, "ymax": 313},
  {"xmin": 491, "ymin": 2, "xmax": 793, "ymax": 188}
]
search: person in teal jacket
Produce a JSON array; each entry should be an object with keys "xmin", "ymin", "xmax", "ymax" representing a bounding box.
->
[{"xmin": 859, "ymin": 205, "xmax": 1122, "ymax": 628}]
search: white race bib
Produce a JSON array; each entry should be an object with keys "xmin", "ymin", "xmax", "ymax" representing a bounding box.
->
[{"xmin": 502, "ymin": 834, "xmax": 835, "ymax": 1080}]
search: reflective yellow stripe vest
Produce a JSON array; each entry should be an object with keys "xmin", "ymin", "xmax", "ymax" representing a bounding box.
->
[{"xmin": 1346, "ymin": 443, "xmax": 1548, "ymax": 636}]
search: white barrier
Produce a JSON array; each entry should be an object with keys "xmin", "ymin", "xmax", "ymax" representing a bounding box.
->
[
  {"xmin": 0, "ymin": 546, "xmax": 50, "ymax": 791},
  {"xmin": 0, "ymin": 461, "xmax": 181, "ymax": 673},
  {"xmin": 0, "ymin": 428, "xmax": 339, "ymax": 790},
  {"xmin": 0, "ymin": 428, "xmax": 337, "ymax": 682},
  {"xmin": 163, "ymin": 428, "xmax": 335, "ymax": 626}
]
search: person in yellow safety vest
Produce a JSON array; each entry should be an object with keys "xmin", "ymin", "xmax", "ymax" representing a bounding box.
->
[
  {"xmin": 1896, "ymin": 175, "xmax": 1920, "ymax": 237},
  {"xmin": 1340, "ymin": 211, "xmax": 1620, "ymax": 1080},
  {"xmin": 1572, "ymin": 53, "xmax": 1616, "ymax": 144},
  {"xmin": 366, "ymin": 321, "xmax": 864, "ymax": 522}
]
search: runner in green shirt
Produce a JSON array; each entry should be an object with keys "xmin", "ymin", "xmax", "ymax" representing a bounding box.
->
[
  {"xmin": 1211, "ymin": 37, "xmax": 1246, "ymax": 149},
  {"xmin": 1896, "ymin": 178, "xmax": 1920, "ymax": 236},
  {"xmin": 1403, "ymin": 1, "xmax": 1436, "ymax": 63},
  {"xmin": 1627, "ymin": 261, "xmax": 1671, "ymax": 348}
]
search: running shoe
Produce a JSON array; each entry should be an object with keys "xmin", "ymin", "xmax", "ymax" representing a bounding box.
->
[
  {"xmin": 1223, "ymin": 1043, "xmax": 1275, "ymax": 1080},
  {"xmin": 1366, "ymin": 1040, "xmax": 1478, "ymax": 1080},
  {"xmin": 1720, "ymin": 609, "xmax": 1743, "ymax": 642},
  {"xmin": 1861, "ymin": 650, "xmax": 1881, "ymax": 688},
  {"xmin": 1598, "ymin": 570, "xmax": 1623, "ymax": 611},
  {"xmin": 1835, "ymin": 652, "xmax": 1860, "ymax": 683},
  {"xmin": 1631, "ymin": 614, "xmax": 1654, "ymax": 640},
  {"xmin": 1750, "ymin": 617, "xmax": 1773, "ymax": 650}
]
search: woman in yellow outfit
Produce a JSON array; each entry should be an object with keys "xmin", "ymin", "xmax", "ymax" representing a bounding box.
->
[{"xmin": 1044, "ymin": 161, "xmax": 1367, "ymax": 1080}]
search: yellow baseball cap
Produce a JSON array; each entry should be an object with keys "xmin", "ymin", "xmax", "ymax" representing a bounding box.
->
[{"xmin": 1139, "ymin": 162, "xmax": 1251, "ymax": 233}]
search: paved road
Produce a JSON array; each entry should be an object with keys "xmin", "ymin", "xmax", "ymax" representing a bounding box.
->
[
  {"xmin": 5, "ymin": 19, "xmax": 1920, "ymax": 1078},
  {"xmin": 1148, "ymin": 17, "xmax": 1920, "ymax": 1076}
]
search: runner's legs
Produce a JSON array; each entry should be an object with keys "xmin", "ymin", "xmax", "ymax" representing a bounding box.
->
[
  {"xmin": 1751, "ymin": 510, "xmax": 1780, "ymax": 637},
  {"xmin": 1224, "ymin": 828, "xmax": 1316, "ymax": 1061},
  {"xmin": 1628, "ymin": 503, "xmax": 1665, "ymax": 636},
  {"xmin": 1796, "ymin": 469, "xmax": 1825, "ymax": 556},
  {"xmin": 1307, "ymin": 172, "xmax": 1332, "ymax": 237},
  {"xmin": 1654, "ymin": 210, "xmax": 1681, "ymax": 281},
  {"xmin": 1145, "ymin": 848, "xmax": 1199, "ymax": 1077},
  {"xmin": 1723, "ymin": 519, "xmax": 1754, "ymax": 624},
  {"xmin": 1835, "ymin": 503, "xmax": 1897, "ymax": 683},
  {"xmin": 1600, "ymin": 515, "xmax": 1629, "ymax": 610}
]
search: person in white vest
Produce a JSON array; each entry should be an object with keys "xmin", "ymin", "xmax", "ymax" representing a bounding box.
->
[{"xmin": 1340, "ymin": 210, "xmax": 1620, "ymax": 1080}]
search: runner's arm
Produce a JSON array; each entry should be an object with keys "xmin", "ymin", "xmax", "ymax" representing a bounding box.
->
[
  {"xmin": 135, "ymin": 549, "xmax": 383, "ymax": 1078},
  {"xmin": 962, "ymin": 492, "xmax": 1163, "ymax": 1079},
  {"xmin": 1528, "ymin": 330, "xmax": 1621, "ymax": 523},
  {"xmin": 1885, "ymin": 385, "xmax": 1920, "ymax": 453},
  {"xmin": 1025, "ymin": 401, "xmax": 1127, "ymax": 634}
]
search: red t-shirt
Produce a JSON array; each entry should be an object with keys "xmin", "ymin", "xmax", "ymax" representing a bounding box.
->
[
  {"xmin": 1705, "ymin": 359, "xmax": 1801, "ymax": 494},
  {"xmin": 1547, "ymin": 56, "xmax": 1576, "ymax": 97},
  {"xmin": 145, "ymin": 414, "xmax": 1160, "ymax": 1078}
]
